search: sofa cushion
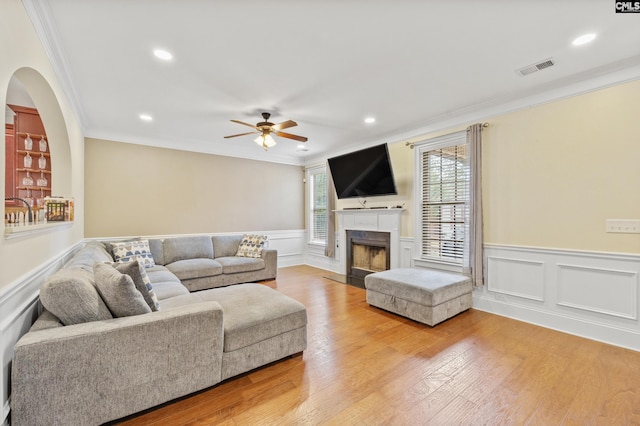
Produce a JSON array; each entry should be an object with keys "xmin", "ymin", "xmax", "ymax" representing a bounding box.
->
[
  {"xmin": 145, "ymin": 265, "xmax": 181, "ymax": 284},
  {"xmin": 39, "ymin": 268, "xmax": 113, "ymax": 326},
  {"xmin": 212, "ymin": 235, "xmax": 243, "ymax": 258},
  {"xmin": 151, "ymin": 281, "xmax": 191, "ymax": 300},
  {"xmin": 147, "ymin": 238, "xmax": 165, "ymax": 265},
  {"xmin": 196, "ymin": 284, "xmax": 307, "ymax": 352},
  {"xmin": 65, "ymin": 241, "xmax": 113, "ymax": 271},
  {"xmin": 29, "ymin": 309, "xmax": 64, "ymax": 331},
  {"xmin": 94, "ymin": 263, "xmax": 152, "ymax": 317},
  {"xmin": 110, "ymin": 240, "xmax": 155, "ymax": 268},
  {"xmin": 215, "ymin": 256, "xmax": 265, "ymax": 274},
  {"xmin": 235, "ymin": 234, "xmax": 267, "ymax": 258},
  {"xmin": 165, "ymin": 258, "xmax": 223, "ymax": 281},
  {"xmin": 163, "ymin": 236, "xmax": 213, "ymax": 264},
  {"xmin": 113, "ymin": 261, "xmax": 160, "ymax": 311}
]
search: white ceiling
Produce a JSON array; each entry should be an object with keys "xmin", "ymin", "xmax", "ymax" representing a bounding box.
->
[{"xmin": 21, "ymin": 0, "xmax": 640, "ymax": 165}]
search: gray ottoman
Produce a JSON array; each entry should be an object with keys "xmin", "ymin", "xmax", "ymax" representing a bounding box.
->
[{"xmin": 364, "ymin": 268, "xmax": 472, "ymax": 326}]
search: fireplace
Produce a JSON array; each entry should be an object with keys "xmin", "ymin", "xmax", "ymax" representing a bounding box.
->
[
  {"xmin": 346, "ymin": 230, "xmax": 391, "ymax": 280},
  {"xmin": 327, "ymin": 208, "xmax": 402, "ymax": 288}
]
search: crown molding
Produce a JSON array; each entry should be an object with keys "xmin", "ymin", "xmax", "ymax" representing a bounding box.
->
[
  {"xmin": 304, "ymin": 55, "xmax": 640, "ymax": 166},
  {"xmin": 21, "ymin": 0, "xmax": 88, "ymax": 131},
  {"xmin": 85, "ymin": 129, "xmax": 305, "ymax": 166}
]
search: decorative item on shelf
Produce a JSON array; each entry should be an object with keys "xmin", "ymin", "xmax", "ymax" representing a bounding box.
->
[
  {"xmin": 37, "ymin": 171, "xmax": 48, "ymax": 187},
  {"xmin": 24, "ymin": 133, "xmax": 33, "ymax": 151},
  {"xmin": 44, "ymin": 196, "xmax": 74, "ymax": 222},
  {"xmin": 38, "ymin": 153, "xmax": 47, "ymax": 169},
  {"xmin": 24, "ymin": 151, "xmax": 32, "ymax": 168},
  {"xmin": 39, "ymin": 135, "xmax": 47, "ymax": 152},
  {"xmin": 4, "ymin": 197, "xmax": 34, "ymax": 225},
  {"xmin": 22, "ymin": 171, "xmax": 34, "ymax": 187}
]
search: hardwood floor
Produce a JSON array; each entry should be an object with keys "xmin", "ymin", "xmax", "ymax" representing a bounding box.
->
[{"xmin": 115, "ymin": 265, "xmax": 640, "ymax": 425}]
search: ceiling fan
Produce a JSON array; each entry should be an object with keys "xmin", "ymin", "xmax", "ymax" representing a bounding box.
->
[{"xmin": 224, "ymin": 112, "xmax": 308, "ymax": 150}]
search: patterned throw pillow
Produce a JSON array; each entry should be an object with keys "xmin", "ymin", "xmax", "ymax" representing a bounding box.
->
[
  {"xmin": 113, "ymin": 260, "xmax": 160, "ymax": 311},
  {"xmin": 235, "ymin": 234, "xmax": 267, "ymax": 258},
  {"xmin": 111, "ymin": 239, "xmax": 155, "ymax": 268}
]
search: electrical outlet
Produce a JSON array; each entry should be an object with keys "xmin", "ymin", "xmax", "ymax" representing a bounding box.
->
[{"xmin": 606, "ymin": 219, "xmax": 640, "ymax": 234}]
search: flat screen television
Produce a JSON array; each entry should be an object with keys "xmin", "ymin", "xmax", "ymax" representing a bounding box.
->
[{"xmin": 327, "ymin": 143, "xmax": 398, "ymax": 199}]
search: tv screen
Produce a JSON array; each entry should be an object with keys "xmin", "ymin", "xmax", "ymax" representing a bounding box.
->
[{"xmin": 327, "ymin": 143, "xmax": 398, "ymax": 199}]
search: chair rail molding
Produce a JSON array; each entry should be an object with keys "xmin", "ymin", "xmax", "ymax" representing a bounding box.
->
[{"xmin": 475, "ymin": 243, "xmax": 640, "ymax": 351}]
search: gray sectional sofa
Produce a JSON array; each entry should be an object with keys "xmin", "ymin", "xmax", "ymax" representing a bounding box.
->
[{"xmin": 10, "ymin": 234, "xmax": 307, "ymax": 426}]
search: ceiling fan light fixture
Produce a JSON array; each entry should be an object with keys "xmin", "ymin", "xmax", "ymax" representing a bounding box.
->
[{"xmin": 254, "ymin": 132, "xmax": 276, "ymax": 150}]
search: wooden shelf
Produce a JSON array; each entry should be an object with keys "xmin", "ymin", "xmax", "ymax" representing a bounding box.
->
[
  {"xmin": 17, "ymin": 168, "xmax": 51, "ymax": 174},
  {"xmin": 16, "ymin": 131, "xmax": 47, "ymax": 140},
  {"xmin": 17, "ymin": 150, "xmax": 50, "ymax": 157},
  {"xmin": 17, "ymin": 186, "xmax": 51, "ymax": 191}
]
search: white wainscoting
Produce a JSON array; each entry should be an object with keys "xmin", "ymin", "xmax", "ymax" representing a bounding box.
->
[
  {"xmin": 475, "ymin": 244, "xmax": 640, "ymax": 352},
  {"xmin": 263, "ymin": 230, "xmax": 305, "ymax": 267},
  {"xmin": 0, "ymin": 242, "xmax": 82, "ymax": 426}
]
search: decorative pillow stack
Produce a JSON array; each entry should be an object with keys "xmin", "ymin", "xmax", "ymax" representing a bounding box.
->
[
  {"xmin": 93, "ymin": 260, "xmax": 160, "ymax": 318},
  {"xmin": 93, "ymin": 263, "xmax": 152, "ymax": 317},
  {"xmin": 235, "ymin": 234, "xmax": 267, "ymax": 258},
  {"xmin": 112, "ymin": 260, "xmax": 160, "ymax": 311},
  {"xmin": 110, "ymin": 239, "xmax": 156, "ymax": 268}
]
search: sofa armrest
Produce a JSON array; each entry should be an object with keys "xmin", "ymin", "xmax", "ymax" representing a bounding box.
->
[
  {"xmin": 261, "ymin": 248, "xmax": 278, "ymax": 279},
  {"xmin": 11, "ymin": 301, "xmax": 224, "ymax": 426}
]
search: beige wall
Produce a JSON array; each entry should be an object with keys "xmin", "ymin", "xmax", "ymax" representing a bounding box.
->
[
  {"xmin": 84, "ymin": 138, "xmax": 304, "ymax": 237},
  {"xmin": 375, "ymin": 79, "xmax": 640, "ymax": 254},
  {"xmin": 1, "ymin": 0, "xmax": 85, "ymax": 290},
  {"xmin": 482, "ymin": 79, "xmax": 640, "ymax": 253}
]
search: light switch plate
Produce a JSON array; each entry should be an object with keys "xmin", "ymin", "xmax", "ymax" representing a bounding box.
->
[{"xmin": 606, "ymin": 219, "xmax": 640, "ymax": 233}]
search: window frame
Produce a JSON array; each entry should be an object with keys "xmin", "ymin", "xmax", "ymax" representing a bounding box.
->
[
  {"xmin": 307, "ymin": 165, "xmax": 328, "ymax": 246},
  {"xmin": 413, "ymin": 131, "xmax": 468, "ymax": 273}
]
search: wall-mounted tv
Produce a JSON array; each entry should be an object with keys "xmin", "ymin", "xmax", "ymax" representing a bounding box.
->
[{"xmin": 327, "ymin": 143, "xmax": 398, "ymax": 199}]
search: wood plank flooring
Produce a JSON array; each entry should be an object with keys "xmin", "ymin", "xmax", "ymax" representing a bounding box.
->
[{"xmin": 114, "ymin": 265, "xmax": 640, "ymax": 425}]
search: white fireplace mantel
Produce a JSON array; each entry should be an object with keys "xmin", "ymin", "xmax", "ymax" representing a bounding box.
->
[{"xmin": 335, "ymin": 208, "xmax": 403, "ymax": 274}]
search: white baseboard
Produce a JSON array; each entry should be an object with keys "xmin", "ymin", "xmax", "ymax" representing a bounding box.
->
[{"xmin": 477, "ymin": 244, "xmax": 640, "ymax": 351}]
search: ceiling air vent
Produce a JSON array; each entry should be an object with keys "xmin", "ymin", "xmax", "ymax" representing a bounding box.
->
[{"xmin": 516, "ymin": 58, "xmax": 555, "ymax": 77}]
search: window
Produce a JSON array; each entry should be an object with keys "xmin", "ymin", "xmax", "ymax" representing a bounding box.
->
[
  {"xmin": 416, "ymin": 131, "xmax": 469, "ymax": 265},
  {"xmin": 309, "ymin": 168, "xmax": 327, "ymax": 244}
]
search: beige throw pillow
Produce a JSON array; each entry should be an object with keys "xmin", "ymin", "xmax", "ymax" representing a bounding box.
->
[{"xmin": 235, "ymin": 234, "xmax": 267, "ymax": 258}]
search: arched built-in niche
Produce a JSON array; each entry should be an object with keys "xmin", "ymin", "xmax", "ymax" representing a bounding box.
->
[{"xmin": 4, "ymin": 67, "xmax": 72, "ymax": 225}]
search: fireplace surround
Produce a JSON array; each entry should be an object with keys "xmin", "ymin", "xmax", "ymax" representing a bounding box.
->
[
  {"xmin": 346, "ymin": 230, "xmax": 391, "ymax": 280},
  {"xmin": 335, "ymin": 208, "xmax": 403, "ymax": 280}
]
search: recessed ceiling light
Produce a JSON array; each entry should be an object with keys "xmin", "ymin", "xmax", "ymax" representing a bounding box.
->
[
  {"xmin": 139, "ymin": 114, "xmax": 153, "ymax": 122},
  {"xmin": 153, "ymin": 49, "xmax": 173, "ymax": 61},
  {"xmin": 297, "ymin": 144, "xmax": 308, "ymax": 152},
  {"xmin": 364, "ymin": 117, "xmax": 376, "ymax": 124},
  {"xmin": 572, "ymin": 33, "xmax": 596, "ymax": 46}
]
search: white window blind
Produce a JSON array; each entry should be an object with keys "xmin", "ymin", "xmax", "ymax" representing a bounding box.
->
[
  {"xmin": 310, "ymin": 170, "xmax": 327, "ymax": 243},
  {"xmin": 421, "ymin": 143, "xmax": 469, "ymax": 262}
]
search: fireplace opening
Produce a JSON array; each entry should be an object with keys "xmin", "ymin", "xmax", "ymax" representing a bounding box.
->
[{"xmin": 346, "ymin": 230, "xmax": 391, "ymax": 281}]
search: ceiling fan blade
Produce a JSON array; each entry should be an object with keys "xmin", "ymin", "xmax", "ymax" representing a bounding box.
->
[
  {"xmin": 230, "ymin": 119, "xmax": 259, "ymax": 130},
  {"xmin": 274, "ymin": 131, "xmax": 308, "ymax": 142},
  {"xmin": 271, "ymin": 120, "xmax": 297, "ymax": 131},
  {"xmin": 224, "ymin": 131, "xmax": 259, "ymax": 138}
]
